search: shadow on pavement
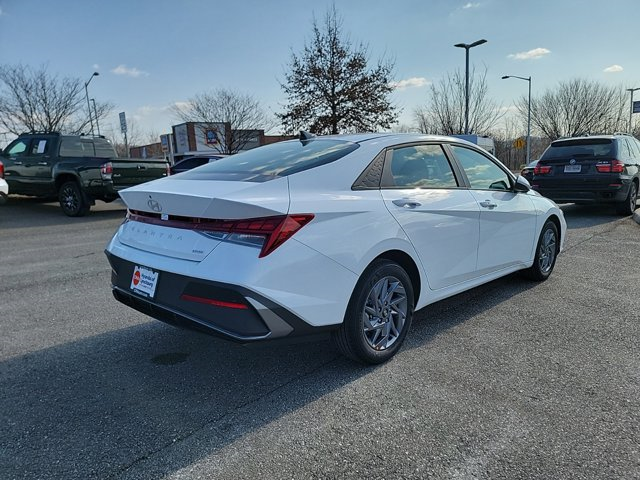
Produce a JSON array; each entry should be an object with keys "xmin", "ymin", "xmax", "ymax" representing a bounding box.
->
[{"xmin": 0, "ymin": 268, "xmax": 540, "ymax": 479}]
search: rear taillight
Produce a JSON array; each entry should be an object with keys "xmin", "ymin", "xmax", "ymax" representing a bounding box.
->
[
  {"xmin": 127, "ymin": 211, "xmax": 314, "ymax": 257},
  {"xmin": 534, "ymin": 164, "xmax": 552, "ymax": 175},
  {"xmin": 100, "ymin": 162, "xmax": 113, "ymax": 179},
  {"xmin": 596, "ymin": 159, "xmax": 624, "ymax": 173},
  {"xmin": 0, "ymin": 161, "xmax": 4, "ymax": 178}
]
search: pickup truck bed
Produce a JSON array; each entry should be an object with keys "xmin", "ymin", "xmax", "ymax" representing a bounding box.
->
[{"xmin": 1, "ymin": 133, "xmax": 169, "ymax": 216}]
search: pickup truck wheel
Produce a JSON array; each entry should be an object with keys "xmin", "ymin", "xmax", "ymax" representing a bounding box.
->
[{"xmin": 59, "ymin": 181, "xmax": 90, "ymax": 217}]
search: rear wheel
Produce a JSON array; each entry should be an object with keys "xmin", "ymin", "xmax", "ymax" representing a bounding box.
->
[
  {"xmin": 59, "ymin": 181, "xmax": 90, "ymax": 217},
  {"xmin": 333, "ymin": 259, "xmax": 414, "ymax": 364},
  {"xmin": 522, "ymin": 220, "xmax": 558, "ymax": 281},
  {"xmin": 616, "ymin": 181, "xmax": 638, "ymax": 216}
]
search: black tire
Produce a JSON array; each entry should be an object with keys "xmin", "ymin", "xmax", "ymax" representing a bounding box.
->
[
  {"xmin": 332, "ymin": 259, "xmax": 414, "ymax": 364},
  {"xmin": 616, "ymin": 181, "xmax": 638, "ymax": 216},
  {"xmin": 522, "ymin": 220, "xmax": 559, "ymax": 281},
  {"xmin": 58, "ymin": 181, "xmax": 90, "ymax": 217}
]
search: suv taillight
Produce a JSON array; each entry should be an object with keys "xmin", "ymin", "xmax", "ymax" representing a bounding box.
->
[
  {"xmin": 100, "ymin": 162, "xmax": 113, "ymax": 179},
  {"xmin": 596, "ymin": 159, "xmax": 624, "ymax": 173},
  {"xmin": 0, "ymin": 160, "xmax": 4, "ymax": 178},
  {"xmin": 534, "ymin": 164, "xmax": 552, "ymax": 175}
]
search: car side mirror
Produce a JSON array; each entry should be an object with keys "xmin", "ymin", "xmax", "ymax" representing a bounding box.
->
[{"xmin": 513, "ymin": 175, "xmax": 531, "ymax": 193}]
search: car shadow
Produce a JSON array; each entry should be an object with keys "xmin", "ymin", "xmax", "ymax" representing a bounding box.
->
[
  {"xmin": 560, "ymin": 203, "xmax": 628, "ymax": 229},
  {"xmin": 0, "ymin": 271, "xmax": 540, "ymax": 479},
  {"xmin": 0, "ymin": 196, "xmax": 126, "ymax": 228}
]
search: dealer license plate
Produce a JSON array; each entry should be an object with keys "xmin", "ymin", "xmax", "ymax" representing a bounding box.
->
[
  {"xmin": 564, "ymin": 165, "xmax": 581, "ymax": 173},
  {"xmin": 130, "ymin": 265, "xmax": 159, "ymax": 298}
]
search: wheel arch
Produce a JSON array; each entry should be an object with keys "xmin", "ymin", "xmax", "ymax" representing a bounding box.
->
[
  {"xmin": 545, "ymin": 214, "xmax": 562, "ymax": 253},
  {"xmin": 373, "ymin": 249, "xmax": 422, "ymax": 306},
  {"xmin": 55, "ymin": 173, "xmax": 81, "ymax": 191}
]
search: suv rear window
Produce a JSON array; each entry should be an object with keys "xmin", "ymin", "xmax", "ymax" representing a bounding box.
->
[
  {"xmin": 541, "ymin": 139, "xmax": 614, "ymax": 159},
  {"xmin": 179, "ymin": 139, "xmax": 359, "ymax": 182}
]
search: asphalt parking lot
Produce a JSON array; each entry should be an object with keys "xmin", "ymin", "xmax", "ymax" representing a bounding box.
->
[{"xmin": 1, "ymin": 198, "xmax": 638, "ymax": 480}]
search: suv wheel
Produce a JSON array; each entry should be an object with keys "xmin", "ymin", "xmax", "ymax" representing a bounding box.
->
[
  {"xmin": 616, "ymin": 181, "xmax": 638, "ymax": 216},
  {"xmin": 59, "ymin": 181, "xmax": 90, "ymax": 217}
]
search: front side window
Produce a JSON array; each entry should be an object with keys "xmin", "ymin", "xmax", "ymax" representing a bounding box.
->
[
  {"xmin": 451, "ymin": 145, "xmax": 511, "ymax": 191},
  {"xmin": 386, "ymin": 144, "xmax": 457, "ymax": 188},
  {"xmin": 5, "ymin": 139, "xmax": 29, "ymax": 156}
]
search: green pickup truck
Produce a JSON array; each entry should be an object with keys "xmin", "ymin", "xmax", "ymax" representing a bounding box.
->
[{"xmin": 1, "ymin": 132, "xmax": 169, "ymax": 216}]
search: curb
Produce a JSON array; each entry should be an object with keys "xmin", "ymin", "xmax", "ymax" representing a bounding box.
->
[{"xmin": 633, "ymin": 211, "xmax": 640, "ymax": 226}]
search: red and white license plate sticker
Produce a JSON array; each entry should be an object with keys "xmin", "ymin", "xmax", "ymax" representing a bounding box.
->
[{"xmin": 130, "ymin": 265, "xmax": 159, "ymax": 298}]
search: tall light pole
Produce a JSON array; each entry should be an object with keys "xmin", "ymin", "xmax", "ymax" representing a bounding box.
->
[
  {"xmin": 84, "ymin": 72, "xmax": 99, "ymax": 135},
  {"xmin": 90, "ymin": 98, "xmax": 101, "ymax": 136},
  {"xmin": 626, "ymin": 87, "xmax": 640, "ymax": 133},
  {"xmin": 502, "ymin": 75, "xmax": 532, "ymax": 164},
  {"xmin": 454, "ymin": 39, "xmax": 487, "ymax": 135}
]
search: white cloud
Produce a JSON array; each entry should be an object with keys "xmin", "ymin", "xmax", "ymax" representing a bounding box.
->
[
  {"xmin": 462, "ymin": 2, "xmax": 481, "ymax": 8},
  {"xmin": 92, "ymin": 64, "xmax": 100, "ymax": 70},
  {"xmin": 603, "ymin": 64, "xmax": 623, "ymax": 73},
  {"xmin": 508, "ymin": 48, "xmax": 551, "ymax": 60},
  {"xmin": 390, "ymin": 77, "xmax": 430, "ymax": 90},
  {"xmin": 111, "ymin": 64, "xmax": 149, "ymax": 78},
  {"xmin": 0, "ymin": 7, "xmax": 3, "ymax": 15}
]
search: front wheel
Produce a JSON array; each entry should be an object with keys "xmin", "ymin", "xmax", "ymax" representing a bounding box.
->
[
  {"xmin": 616, "ymin": 182, "xmax": 638, "ymax": 216},
  {"xmin": 522, "ymin": 220, "xmax": 558, "ymax": 281},
  {"xmin": 332, "ymin": 259, "xmax": 414, "ymax": 364},
  {"xmin": 58, "ymin": 181, "xmax": 90, "ymax": 217}
]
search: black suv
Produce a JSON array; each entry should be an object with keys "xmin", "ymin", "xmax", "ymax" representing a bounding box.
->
[{"xmin": 531, "ymin": 134, "xmax": 640, "ymax": 215}]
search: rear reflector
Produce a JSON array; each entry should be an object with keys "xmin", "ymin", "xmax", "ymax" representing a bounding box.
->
[{"xmin": 180, "ymin": 293, "xmax": 248, "ymax": 310}]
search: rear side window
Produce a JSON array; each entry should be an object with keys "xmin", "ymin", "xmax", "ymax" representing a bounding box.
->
[
  {"xmin": 60, "ymin": 139, "xmax": 96, "ymax": 157},
  {"xmin": 542, "ymin": 139, "xmax": 613, "ymax": 159},
  {"xmin": 180, "ymin": 139, "xmax": 359, "ymax": 181},
  {"xmin": 385, "ymin": 144, "xmax": 457, "ymax": 188},
  {"xmin": 94, "ymin": 140, "xmax": 116, "ymax": 158}
]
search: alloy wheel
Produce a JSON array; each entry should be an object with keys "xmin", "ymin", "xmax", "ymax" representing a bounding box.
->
[
  {"xmin": 538, "ymin": 228, "xmax": 557, "ymax": 274},
  {"xmin": 362, "ymin": 276, "xmax": 407, "ymax": 350}
]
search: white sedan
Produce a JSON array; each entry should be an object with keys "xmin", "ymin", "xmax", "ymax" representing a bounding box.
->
[
  {"xmin": 0, "ymin": 159, "xmax": 8, "ymax": 204},
  {"xmin": 105, "ymin": 133, "xmax": 565, "ymax": 364}
]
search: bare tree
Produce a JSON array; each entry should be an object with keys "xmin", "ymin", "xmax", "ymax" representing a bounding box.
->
[
  {"xmin": 278, "ymin": 5, "xmax": 398, "ymax": 134},
  {"xmin": 414, "ymin": 67, "xmax": 503, "ymax": 135},
  {"xmin": 516, "ymin": 78, "xmax": 627, "ymax": 140},
  {"xmin": 0, "ymin": 64, "xmax": 112, "ymax": 135},
  {"xmin": 172, "ymin": 88, "xmax": 271, "ymax": 154}
]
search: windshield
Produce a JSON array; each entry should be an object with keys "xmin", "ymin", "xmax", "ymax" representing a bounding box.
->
[
  {"xmin": 179, "ymin": 139, "xmax": 359, "ymax": 182},
  {"xmin": 542, "ymin": 139, "xmax": 614, "ymax": 159}
]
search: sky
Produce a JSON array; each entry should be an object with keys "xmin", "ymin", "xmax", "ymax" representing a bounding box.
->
[{"xmin": 1, "ymin": 0, "xmax": 639, "ymax": 145}]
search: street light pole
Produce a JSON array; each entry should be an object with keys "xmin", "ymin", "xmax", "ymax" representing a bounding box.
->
[
  {"xmin": 502, "ymin": 75, "xmax": 532, "ymax": 164},
  {"xmin": 84, "ymin": 72, "xmax": 99, "ymax": 135},
  {"xmin": 454, "ymin": 39, "xmax": 487, "ymax": 135},
  {"xmin": 91, "ymin": 98, "xmax": 100, "ymax": 136},
  {"xmin": 627, "ymin": 87, "xmax": 640, "ymax": 133}
]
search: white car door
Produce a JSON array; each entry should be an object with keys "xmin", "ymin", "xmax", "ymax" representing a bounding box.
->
[
  {"xmin": 448, "ymin": 145, "xmax": 537, "ymax": 274},
  {"xmin": 380, "ymin": 143, "xmax": 481, "ymax": 290}
]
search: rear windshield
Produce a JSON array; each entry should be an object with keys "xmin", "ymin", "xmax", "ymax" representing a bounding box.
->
[
  {"xmin": 541, "ymin": 139, "xmax": 614, "ymax": 159},
  {"xmin": 178, "ymin": 139, "xmax": 359, "ymax": 182}
]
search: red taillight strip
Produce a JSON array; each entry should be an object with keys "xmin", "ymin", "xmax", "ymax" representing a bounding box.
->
[{"xmin": 180, "ymin": 293, "xmax": 248, "ymax": 310}]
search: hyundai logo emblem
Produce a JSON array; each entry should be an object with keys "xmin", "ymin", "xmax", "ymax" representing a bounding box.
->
[
  {"xmin": 569, "ymin": 159, "xmax": 576, "ymax": 165},
  {"xmin": 147, "ymin": 197, "xmax": 162, "ymax": 212}
]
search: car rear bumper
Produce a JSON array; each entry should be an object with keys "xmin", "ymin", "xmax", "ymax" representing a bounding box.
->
[
  {"xmin": 532, "ymin": 179, "xmax": 631, "ymax": 204},
  {"xmin": 105, "ymin": 251, "xmax": 336, "ymax": 343}
]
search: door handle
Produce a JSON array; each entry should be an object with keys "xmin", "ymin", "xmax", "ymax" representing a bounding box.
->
[
  {"xmin": 137, "ymin": 165, "xmax": 147, "ymax": 170},
  {"xmin": 37, "ymin": 161, "xmax": 48, "ymax": 166},
  {"xmin": 479, "ymin": 200, "xmax": 498, "ymax": 209},
  {"xmin": 392, "ymin": 199, "xmax": 421, "ymax": 209},
  {"xmin": 13, "ymin": 161, "xmax": 23, "ymax": 165}
]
